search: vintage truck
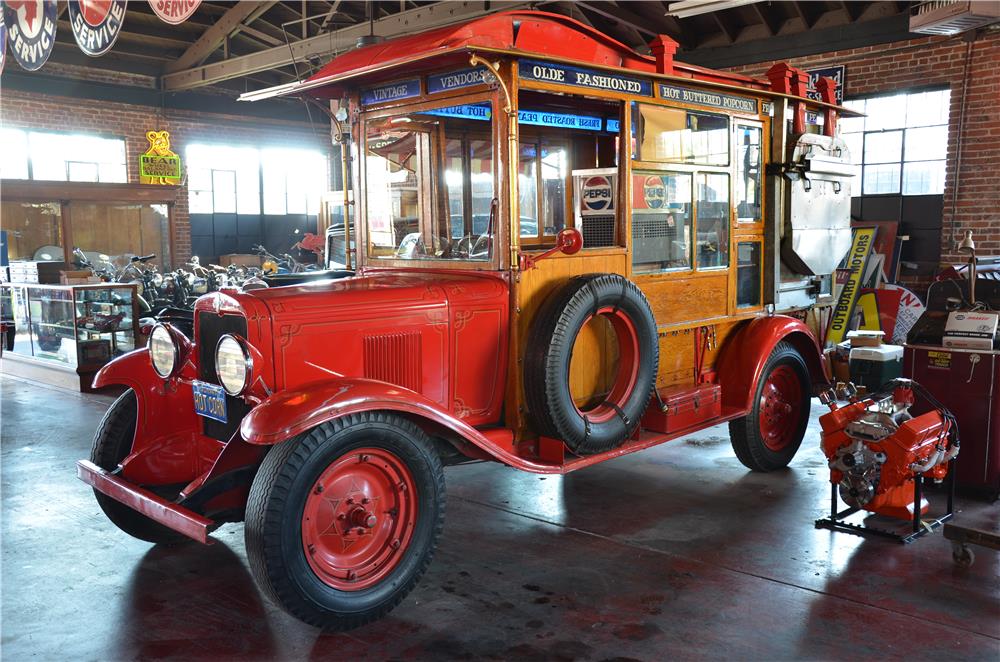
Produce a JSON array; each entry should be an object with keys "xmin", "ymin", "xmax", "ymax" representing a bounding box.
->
[{"xmin": 77, "ymin": 10, "xmax": 855, "ymax": 630}]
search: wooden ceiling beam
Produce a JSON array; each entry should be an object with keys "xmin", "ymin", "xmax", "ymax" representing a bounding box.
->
[
  {"xmin": 712, "ymin": 10, "xmax": 740, "ymax": 43},
  {"xmin": 165, "ymin": 1, "xmax": 277, "ymax": 73},
  {"xmin": 575, "ymin": 2, "xmax": 661, "ymax": 39},
  {"xmin": 753, "ymin": 2, "xmax": 782, "ymax": 35}
]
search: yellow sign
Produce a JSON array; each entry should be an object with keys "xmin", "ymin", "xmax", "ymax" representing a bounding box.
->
[
  {"xmin": 827, "ymin": 227, "xmax": 876, "ymax": 345},
  {"xmin": 139, "ymin": 130, "xmax": 182, "ymax": 184}
]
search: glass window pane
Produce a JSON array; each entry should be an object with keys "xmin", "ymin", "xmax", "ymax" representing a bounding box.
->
[
  {"xmin": 736, "ymin": 241, "xmax": 761, "ymax": 308},
  {"xmin": 636, "ymin": 104, "xmax": 729, "ymax": 166},
  {"xmin": 29, "ymin": 132, "xmax": 68, "ymax": 181},
  {"xmin": 903, "ymin": 160, "xmax": 945, "ymax": 195},
  {"xmin": 99, "ymin": 162, "xmax": 127, "ymax": 183},
  {"xmin": 68, "ymin": 162, "xmax": 99, "ymax": 182},
  {"xmin": 904, "ymin": 125, "xmax": 947, "ymax": 162},
  {"xmin": 286, "ymin": 175, "xmax": 308, "ymax": 215},
  {"xmin": 212, "ymin": 170, "xmax": 237, "ymax": 214},
  {"xmin": 519, "ymin": 142, "xmax": 539, "ymax": 238},
  {"xmin": 862, "ymin": 163, "xmax": 901, "ymax": 195},
  {"xmin": 864, "ymin": 94, "xmax": 906, "ymax": 131},
  {"xmin": 1, "ymin": 128, "xmax": 29, "ymax": 179},
  {"xmin": 631, "ymin": 172, "xmax": 692, "ymax": 273},
  {"xmin": 444, "ymin": 138, "xmax": 466, "ymax": 238},
  {"xmin": 839, "ymin": 100, "xmax": 865, "ymax": 134},
  {"xmin": 190, "ymin": 190, "xmax": 214, "ymax": 214},
  {"xmin": 696, "ymin": 173, "xmax": 729, "ymax": 268},
  {"xmin": 540, "ymin": 144, "xmax": 567, "ymax": 235},
  {"xmin": 469, "ymin": 139, "xmax": 494, "ymax": 235},
  {"xmin": 1, "ymin": 201, "xmax": 63, "ymax": 261},
  {"xmin": 905, "ymin": 89, "xmax": 950, "ymax": 128},
  {"xmin": 843, "ymin": 133, "xmax": 863, "ymax": 167},
  {"xmin": 863, "ymin": 130, "xmax": 902, "ymax": 164},
  {"xmin": 736, "ymin": 125, "xmax": 761, "ymax": 222}
]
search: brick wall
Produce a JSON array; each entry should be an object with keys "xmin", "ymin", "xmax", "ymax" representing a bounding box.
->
[
  {"xmin": 1, "ymin": 89, "xmax": 331, "ymax": 265},
  {"xmin": 723, "ymin": 29, "xmax": 1000, "ymax": 281}
]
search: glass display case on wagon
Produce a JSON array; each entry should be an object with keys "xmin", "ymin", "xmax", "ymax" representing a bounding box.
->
[{"xmin": 1, "ymin": 282, "xmax": 140, "ymax": 381}]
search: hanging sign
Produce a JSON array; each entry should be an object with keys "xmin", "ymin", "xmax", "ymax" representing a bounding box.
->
[
  {"xmin": 658, "ymin": 84, "xmax": 758, "ymax": 114},
  {"xmin": 68, "ymin": 0, "xmax": 127, "ymax": 57},
  {"xmin": 150, "ymin": 0, "xmax": 200, "ymax": 25},
  {"xmin": 827, "ymin": 227, "xmax": 876, "ymax": 345},
  {"xmin": 807, "ymin": 65, "xmax": 845, "ymax": 105},
  {"xmin": 361, "ymin": 78, "xmax": 420, "ymax": 105},
  {"xmin": 519, "ymin": 59, "xmax": 652, "ymax": 96},
  {"xmin": 518, "ymin": 109, "xmax": 602, "ymax": 131},
  {"xmin": 423, "ymin": 104, "xmax": 492, "ymax": 121},
  {"xmin": 427, "ymin": 67, "xmax": 491, "ymax": 94},
  {"xmin": 139, "ymin": 130, "xmax": 182, "ymax": 185},
  {"xmin": 3, "ymin": 0, "xmax": 58, "ymax": 71}
]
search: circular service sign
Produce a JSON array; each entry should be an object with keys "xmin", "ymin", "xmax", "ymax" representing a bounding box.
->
[
  {"xmin": 67, "ymin": 0, "xmax": 127, "ymax": 57},
  {"xmin": 581, "ymin": 176, "xmax": 613, "ymax": 212},
  {"xmin": 150, "ymin": 0, "xmax": 200, "ymax": 25},
  {"xmin": 643, "ymin": 175, "xmax": 666, "ymax": 209},
  {"xmin": 2, "ymin": 0, "xmax": 58, "ymax": 71}
]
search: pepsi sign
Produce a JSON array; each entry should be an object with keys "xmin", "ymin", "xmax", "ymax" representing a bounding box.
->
[
  {"xmin": 643, "ymin": 176, "xmax": 666, "ymax": 209},
  {"xmin": 581, "ymin": 176, "xmax": 614, "ymax": 213}
]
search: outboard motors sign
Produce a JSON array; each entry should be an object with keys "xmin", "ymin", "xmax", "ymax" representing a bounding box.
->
[
  {"xmin": 3, "ymin": 0, "xmax": 57, "ymax": 71},
  {"xmin": 582, "ymin": 176, "xmax": 614, "ymax": 212},
  {"xmin": 68, "ymin": 0, "xmax": 127, "ymax": 57}
]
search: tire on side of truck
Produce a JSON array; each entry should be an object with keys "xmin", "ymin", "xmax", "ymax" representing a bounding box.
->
[
  {"xmin": 525, "ymin": 274, "xmax": 659, "ymax": 455},
  {"xmin": 244, "ymin": 411, "xmax": 445, "ymax": 630}
]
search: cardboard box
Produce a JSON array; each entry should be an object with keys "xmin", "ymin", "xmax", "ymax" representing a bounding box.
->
[
  {"xmin": 219, "ymin": 254, "xmax": 263, "ymax": 268},
  {"xmin": 943, "ymin": 311, "xmax": 999, "ymax": 350},
  {"xmin": 847, "ymin": 329, "xmax": 884, "ymax": 347}
]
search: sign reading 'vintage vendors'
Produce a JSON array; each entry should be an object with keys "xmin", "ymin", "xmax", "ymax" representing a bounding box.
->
[
  {"xmin": 427, "ymin": 67, "xmax": 491, "ymax": 94},
  {"xmin": 361, "ymin": 78, "xmax": 420, "ymax": 105},
  {"xmin": 658, "ymin": 84, "xmax": 758, "ymax": 114},
  {"xmin": 519, "ymin": 59, "xmax": 653, "ymax": 96}
]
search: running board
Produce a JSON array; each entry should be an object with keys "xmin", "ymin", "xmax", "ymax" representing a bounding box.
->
[{"xmin": 76, "ymin": 460, "xmax": 215, "ymax": 545}]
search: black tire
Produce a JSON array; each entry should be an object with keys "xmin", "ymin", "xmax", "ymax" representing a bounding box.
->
[
  {"xmin": 89, "ymin": 390, "xmax": 187, "ymax": 545},
  {"xmin": 244, "ymin": 412, "xmax": 445, "ymax": 630},
  {"xmin": 728, "ymin": 341, "xmax": 811, "ymax": 472},
  {"xmin": 525, "ymin": 274, "xmax": 659, "ymax": 455}
]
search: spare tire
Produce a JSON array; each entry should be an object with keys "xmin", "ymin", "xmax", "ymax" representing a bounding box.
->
[{"xmin": 525, "ymin": 274, "xmax": 658, "ymax": 455}]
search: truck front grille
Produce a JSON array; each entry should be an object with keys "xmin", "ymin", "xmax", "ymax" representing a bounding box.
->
[{"xmin": 196, "ymin": 312, "xmax": 251, "ymax": 441}]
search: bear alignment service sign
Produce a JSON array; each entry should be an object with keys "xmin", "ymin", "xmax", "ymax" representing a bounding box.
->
[
  {"xmin": 150, "ymin": 0, "xmax": 200, "ymax": 25},
  {"xmin": 68, "ymin": 0, "xmax": 127, "ymax": 57},
  {"xmin": 3, "ymin": 0, "xmax": 58, "ymax": 71}
]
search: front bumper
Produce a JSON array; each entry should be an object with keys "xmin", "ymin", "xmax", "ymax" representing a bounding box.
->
[{"xmin": 77, "ymin": 460, "xmax": 215, "ymax": 544}]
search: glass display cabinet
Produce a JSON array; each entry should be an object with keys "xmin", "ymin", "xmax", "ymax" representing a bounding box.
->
[{"xmin": 0, "ymin": 283, "xmax": 139, "ymax": 389}]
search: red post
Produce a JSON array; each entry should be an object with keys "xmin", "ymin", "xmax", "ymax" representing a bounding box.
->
[
  {"xmin": 816, "ymin": 76, "xmax": 838, "ymax": 137},
  {"xmin": 767, "ymin": 62, "xmax": 810, "ymax": 135},
  {"xmin": 648, "ymin": 35, "xmax": 679, "ymax": 76}
]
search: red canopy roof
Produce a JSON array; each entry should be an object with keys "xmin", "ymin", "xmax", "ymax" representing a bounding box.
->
[{"xmin": 298, "ymin": 10, "xmax": 766, "ymax": 96}]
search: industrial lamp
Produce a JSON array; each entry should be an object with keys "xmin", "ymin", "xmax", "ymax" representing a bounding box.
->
[{"xmin": 958, "ymin": 230, "xmax": 977, "ymax": 306}]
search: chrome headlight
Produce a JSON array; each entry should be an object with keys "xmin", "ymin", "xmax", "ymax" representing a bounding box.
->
[
  {"xmin": 148, "ymin": 324, "xmax": 177, "ymax": 378},
  {"xmin": 216, "ymin": 334, "xmax": 251, "ymax": 396}
]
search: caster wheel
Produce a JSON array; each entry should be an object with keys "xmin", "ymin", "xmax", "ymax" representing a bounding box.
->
[{"xmin": 951, "ymin": 542, "xmax": 975, "ymax": 568}]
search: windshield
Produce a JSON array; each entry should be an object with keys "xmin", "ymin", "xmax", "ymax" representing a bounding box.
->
[{"xmin": 364, "ymin": 102, "xmax": 495, "ymax": 262}]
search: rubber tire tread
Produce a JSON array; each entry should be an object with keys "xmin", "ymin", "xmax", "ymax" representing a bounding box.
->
[
  {"xmin": 244, "ymin": 411, "xmax": 445, "ymax": 630},
  {"xmin": 525, "ymin": 274, "xmax": 658, "ymax": 455},
  {"xmin": 728, "ymin": 341, "xmax": 811, "ymax": 472},
  {"xmin": 89, "ymin": 390, "xmax": 187, "ymax": 545}
]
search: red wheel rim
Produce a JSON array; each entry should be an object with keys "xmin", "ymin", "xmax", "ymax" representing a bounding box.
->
[
  {"xmin": 758, "ymin": 365, "xmax": 803, "ymax": 451},
  {"xmin": 572, "ymin": 306, "xmax": 640, "ymax": 424},
  {"xmin": 301, "ymin": 448, "xmax": 418, "ymax": 591}
]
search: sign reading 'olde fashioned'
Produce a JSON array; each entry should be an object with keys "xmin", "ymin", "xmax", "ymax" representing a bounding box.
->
[
  {"xmin": 519, "ymin": 59, "xmax": 653, "ymax": 96},
  {"xmin": 140, "ymin": 130, "xmax": 182, "ymax": 184},
  {"xmin": 150, "ymin": 0, "xmax": 201, "ymax": 25},
  {"xmin": 68, "ymin": 0, "xmax": 128, "ymax": 57},
  {"xmin": 3, "ymin": 0, "xmax": 58, "ymax": 71}
]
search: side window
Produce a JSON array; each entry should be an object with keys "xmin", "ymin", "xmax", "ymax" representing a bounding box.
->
[
  {"xmin": 735, "ymin": 124, "xmax": 762, "ymax": 222},
  {"xmin": 519, "ymin": 140, "xmax": 568, "ymax": 240},
  {"xmin": 631, "ymin": 171, "xmax": 692, "ymax": 273},
  {"xmin": 633, "ymin": 104, "xmax": 729, "ymax": 166},
  {"xmin": 696, "ymin": 173, "xmax": 730, "ymax": 268},
  {"xmin": 736, "ymin": 241, "xmax": 762, "ymax": 308}
]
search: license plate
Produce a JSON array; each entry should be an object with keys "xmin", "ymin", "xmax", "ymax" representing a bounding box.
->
[{"xmin": 192, "ymin": 381, "xmax": 227, "ymax": 423}]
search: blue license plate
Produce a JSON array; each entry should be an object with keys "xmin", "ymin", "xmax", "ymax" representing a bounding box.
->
[{"xmin": 192, "ymin": 381, "xmax": 227, "ymax": 423}]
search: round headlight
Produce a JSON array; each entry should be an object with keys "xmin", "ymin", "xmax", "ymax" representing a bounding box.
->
[
  {"xmin": 216, "ymin": 335, "xmax": 251, "ymax": 396},
  {"xmin": 148, "ymin": 324, "xmax": 177, "ymax": 378}
]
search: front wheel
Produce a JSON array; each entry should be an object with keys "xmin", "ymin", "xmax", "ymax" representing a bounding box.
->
[
  {"xmin": 244, "ymin": 412, "xmax": 445, "ymax": 630},
  {"xmin": 728, "ymin": 341, "xmax": 812, "ymax": 472}
]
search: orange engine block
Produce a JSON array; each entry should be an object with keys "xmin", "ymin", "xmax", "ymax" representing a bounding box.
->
[{"xmin": 819, "ymin": 386, "xmax": 957, "ymax": 520}]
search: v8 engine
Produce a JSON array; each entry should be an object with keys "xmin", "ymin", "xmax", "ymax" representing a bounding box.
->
[{"xmin": 819, "ymin": 380, "xmax": 959, "ymax": 520}]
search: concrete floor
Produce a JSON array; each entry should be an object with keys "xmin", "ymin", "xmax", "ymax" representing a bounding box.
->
[{"xmin": 2, "ymin": 373, "xmax": 998, "ymax": 661}]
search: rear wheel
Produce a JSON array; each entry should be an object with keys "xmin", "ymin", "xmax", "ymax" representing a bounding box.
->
[
  {"xmin": 90, "ymin": 390, "xmax": 187, "ymax": 545},
  {"xmin": 244, "ymin": 412, "xmax": 445, "ymax": 630},
  {"xmin": 729, "ymin": 342, "xmax": 811, "ymax": 472}
]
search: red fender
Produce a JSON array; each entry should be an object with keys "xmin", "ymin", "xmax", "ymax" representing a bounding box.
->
[
  {"xmin": 716, "ymin": 315, "xmax": 829, "ymax": 412},
  {"xmin": 240, "ymin": 377, "xmax": 563, "ymax": 473}
]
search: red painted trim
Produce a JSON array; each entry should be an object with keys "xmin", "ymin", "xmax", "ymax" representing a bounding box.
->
[
  {"xmin": 76, "ymin": 460, "xmax": 214, "ymax": 545},
  {"xmin": 715, "ymin": 316, "xmax": 828, "ymax": 412}
]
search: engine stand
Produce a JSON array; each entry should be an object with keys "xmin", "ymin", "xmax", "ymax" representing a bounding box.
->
[{"xmin": 814, "ymin": 460, "xmax": 956, "ymax": 544}]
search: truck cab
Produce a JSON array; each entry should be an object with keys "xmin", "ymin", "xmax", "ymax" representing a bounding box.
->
[{"xmin": 77, "ymin": 11, "xmax": 856, "ymax": 630}]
